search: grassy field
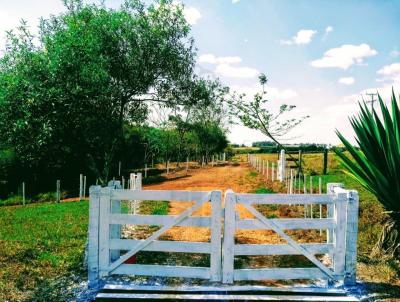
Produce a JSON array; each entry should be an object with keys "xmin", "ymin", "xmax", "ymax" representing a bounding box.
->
[
  {"xmin": 0, "ymin": 201, "xmax": 89, "ymax": 302},
  {"xmin": 1, "ymin": 154, "xmax": 400, "ymax": 301}
]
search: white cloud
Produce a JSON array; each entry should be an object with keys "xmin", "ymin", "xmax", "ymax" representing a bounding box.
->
[
  {"xmin": 377, "ymin": 63, "xmax": 400, "ymax": 86},
  {"xmin": 215, "ymin": 64, "xmax": 259, "ymax": 78},
  {"xmin": 182, "ymin": 6, "xmax": 202, "ymax": 25},
  {"xmin": 281, "ymin": 29, "xmax": 317, "ymax": 45},
  {"xmin": 310, "ymin": 44, "xmax": 377, "ymax": 70},
  {"xmin": 198, "ymin": 53, "xmax": 258, "ymax": 78},
  {"xmin": 390, "ymin": 49, "xmax": 400, "ymax": 57},
  {"xmin": 322, "ymin": 26, "xmax": 333, "ymax": 40},
  {"xmin": 198, "ymin": 54, "xmax": 242, "ymax": 64},
  {"xmin": 377, "ymin": 63, "xmax": 400, "ymax": 77},
  {"xmin": 231, "ymin": 84, "xmax": 298, "ymax": 101},
  {"xmin": 232, "ymin": 0, "xmax": 240, "ymax": 3},
  {"xmin": 325, "ymin": 26, "xmax": 333, "ymax": 34},
  {"xmin": 338, "ymin": 77, "xmax": 355, "ymax": 85}
]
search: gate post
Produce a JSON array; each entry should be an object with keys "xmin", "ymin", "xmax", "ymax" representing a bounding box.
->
[
  {"xmin": 223, "ymin": 190, "xmax": 236, "ymax": 284},
  {"xmin": 98, "ymin": 187, "xmax": 112, "ymax": 278},
  {"xmin": 344, "ymin": 190, "xmax": 359, "ymax": 286},
  {"xmin": 88, "ymin": 185, "xmax": 101, "ymax": 288},
  {"xmin": 108, "ymin": 181, "xmax": 122, "ymax": 262},
  {"xmin": 210, "ymin": 190, "xmax": 222, "ymax": 281},
  {"xmin": 333, "ymin": 190, "xmax": 347, "ymax": 280},
  {"xmin": 327, "ymin": 183, "xmax": 344, "ymax": 243}
]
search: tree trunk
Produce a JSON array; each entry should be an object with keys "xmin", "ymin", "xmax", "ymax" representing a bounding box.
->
[{"xmin": 371, "ymin": 216, "xmax": 400, "ymax": 259}]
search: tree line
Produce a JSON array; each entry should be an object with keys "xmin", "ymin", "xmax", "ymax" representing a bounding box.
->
[{"xmin": 0, "ymin": 0, "xmax": 230, "ymax": 196}]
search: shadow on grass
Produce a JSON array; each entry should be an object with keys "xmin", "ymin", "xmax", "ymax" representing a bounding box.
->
[{"xmin": 363, "ymin": 282, "xmax": 400, "ymax": 300}]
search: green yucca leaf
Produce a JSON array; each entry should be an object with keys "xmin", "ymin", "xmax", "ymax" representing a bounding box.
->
[{"xmin": 334, "ymin": 91, "xmax": 400, "ymax": 213}]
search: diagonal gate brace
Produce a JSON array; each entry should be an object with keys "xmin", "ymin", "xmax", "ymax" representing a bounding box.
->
[
  {"xmin": 108, "ymin": 194, "xmax": 211, "ymax": 273},
  {"xmin": 241, "ymin": 202, "xmax": 336, "ymax": 280}
]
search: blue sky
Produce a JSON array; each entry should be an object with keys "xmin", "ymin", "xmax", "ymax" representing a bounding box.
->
[{"xmin": 1, "ymin": 0, "xmax": 399, "ymax": 145}]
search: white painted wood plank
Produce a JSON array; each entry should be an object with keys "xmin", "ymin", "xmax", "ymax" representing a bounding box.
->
[
  {"xmin": 222, "ymin": 191, "xmax": 236, "ymax": 284},
  {"xmin": 112, "ymin": 189, "xmax": 210, "ymax": 202},
  {"xmin": 109, "ymin": 239, "xmax": 211, "ymax": 254},
  {"xmin": 108, "ymin": 195, "xmax": 211, "ymax": 272},
  {"xmin": 210, "ymin": 190, "xmax": 222, "ymax": 281},
  {"xmin": 236, "ymin": 194, "xmax": 335, "ymax": 205},
  {"xmin": 112, "ymin": 264, "xmax": 210, "ymax": 279},
  {"xmin": 240, "ymin": 202, "xmax": 335, "ymax": 280},
  {"xmin": 234, "ymin": 243, "xmax": 334, "ymax": 256},
  {"xmin": 237, "ymin": 218, "xmax": 335, "ymax": 230},
  {"xmin": 98, "ymin": 187, "xmax": 111, "ymax": 277},
  {"xmin": 88, "ymin": 186, "xmax": 101, "ymax": 288},
  {"xmin": 96, "ymin": 293, "xmax": 359, "ymax": 301},
  {"xmin": 103, "ymin": 284, "xmax": 347, "ymax": 294},
  {"xmin": 109, "ymin": 214, "xmax": 211, "ymax": 227},
  {"xmin": 344, "ymin": 190, "xmax": 359, "ymax": 286},
  {"xmin": 234, "ymin": 268, "xmax": 327, "ymax": 281}
]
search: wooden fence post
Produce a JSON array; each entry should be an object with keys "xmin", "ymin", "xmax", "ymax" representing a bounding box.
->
[
  {"xmin": 98, "ymin": 187, "xmax": 111, "ymax": 278},
  {"xmin": 334, "ymin": 190, "xmax": 348, "ymax": 280},
  {"xmin": 88, "ymin": 185, "xmax": 101, "ymax": 288},
  {"xmin": 327, "ymin": 183, "xmax": 344, "ymax": 243},
  {"xmin": 344, "ymin": 190, "xmax": 359, "ymax": 286},
  {"xmin": 56, "ymin": 180, "xmax": 60, "ymax": 203},
  {"xmin": 210, "ymin": 190, "xmax": 222, "ymax": 282},
  {"xmin": 223, "ymin": 190, "xmax": 236, "ymax": 284},
  {"xmin": 79, "ymin": 174, "xmax": 83, "ymax": 200},
  {"xmin": 83, "ymin": 176, "xmax": 87, "ymax": 198},
  {"xmin": 323, "ymin": 149, "xmax": 328, "ymax": 175},
  {"xmin": 22, "ymin": 182, "xmax": 25, "ymax": 206},
  {"xmin": 108, "ymin": 181, "xmax": 121, "ymax": 262}
]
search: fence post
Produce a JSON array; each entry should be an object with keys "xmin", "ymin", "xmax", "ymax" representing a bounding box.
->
[
  {"xmin": 334, "ymin": 189, "xmax": 348, "ymax": 281},
  {"xmin": 210, "ymin": 190, "xmax": 222, "ymax": 282},
  {"xmin": 323, "ymin": 149, "xmax": 328, "ymax": 175},
  {"xmin": 22, "ymin": 182, "xmax": 26, "ymax": 206},
  {"xmin": 278, "ymin": 149, "xmax": 286, "ymax": 181},
  {"xmin": 88, "ymin": 185, "xmax": 101, "ymax": 288},
  {"xmin": 56, "ymin": 180, "xmax": 60, "ymax": 203},
  {"xmin": 83, "ymin": 176, "xmax": 87, "ymax": 198},
  {"xmin": 344, "ymin": 190, "xmax": 359, "ymax": 286},
  {"xmin": 98, "ymin": 187, "xmax": 111, "ymax": 278},
  {"xmin": 79, "ymin": 174, "xmax": 83, "ymax": 200},
  {"xmin": 108, "ymin": 181, "xmax": 121, "ymax": 262},
  {"xmin": 327, "ymin": 183, "xmax": 344, "ymax": 243},
  {"xmin": 144, "ymin": 164, "xmax": 148, "ymax": 178},
  {"xmin": 223, "ymin": 190, "xmax": 236, "ymax": 284}
]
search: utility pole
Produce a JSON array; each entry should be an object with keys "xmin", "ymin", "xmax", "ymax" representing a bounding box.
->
[{"xmin": 366, "ymin": 92, "xmax": 378, "ymax": 111}]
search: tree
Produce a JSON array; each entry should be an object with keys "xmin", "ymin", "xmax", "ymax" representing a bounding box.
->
[
  {"xmin": 0, "ymin": 0, "xmax": 196, "ymax": 183},
  {"xmin": 228, "ymin": 73, "xmax": 308, "ymax": 154},
  {"xmin": 335, "ymin": 92, "xmax": 400, "ymax": 259}
]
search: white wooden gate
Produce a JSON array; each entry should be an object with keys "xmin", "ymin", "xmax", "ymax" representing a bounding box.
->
[
  {"xmin": 88, "ymin": 187, "xmax": 222, "ymax": 287},
  {"xmin": 222, "ymin": 185, "xmax": 359, "ymax": 286},
  {"xmin": 88, "ymin": 183, "xmax": 358, "ymax": 288}
]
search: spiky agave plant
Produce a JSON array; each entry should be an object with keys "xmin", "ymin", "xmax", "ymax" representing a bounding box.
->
[{"xmin": 335, "ymin": 90, "xmax": 400, "ymax": 258}]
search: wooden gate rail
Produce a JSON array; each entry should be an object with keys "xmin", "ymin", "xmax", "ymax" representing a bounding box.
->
[{"xmin": 88, "ymin": 187, "xmax": 222, "ymax": 287}]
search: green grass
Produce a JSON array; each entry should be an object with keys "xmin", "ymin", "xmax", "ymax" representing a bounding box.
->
[
  {"xmin": 0, "ymin": 201, "xmax": 88, "ymax": 302},
  {"xmin": 254, "ymin": 187, "xmax": 275, "ymax": 194}
]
